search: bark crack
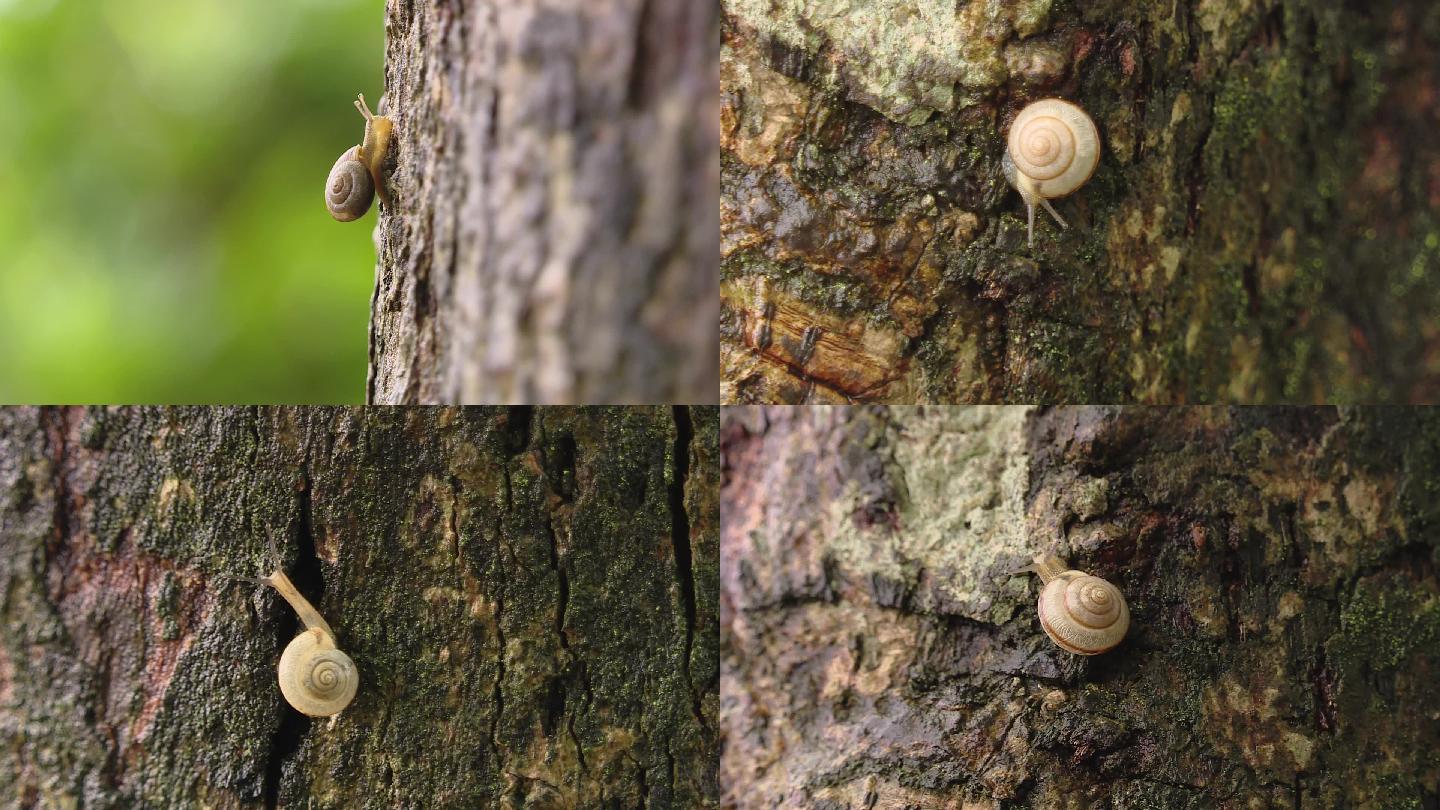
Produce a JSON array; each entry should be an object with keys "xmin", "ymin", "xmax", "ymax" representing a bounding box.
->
[
  {"xmin": 489, "ymin": 505, "xmax": 508, "ymax": 761},
  {"xmin": 633, "ymin": 750, "xmax": 650, "ymax": 808},
  {"xmin": 547, "ymin": 513, "xmax": 570, "ymax": 651},
  {"xmin": 666, "ymin": 741, "xmax": 677, "ymax": 803},
  {"xmin": 568, "ymin": 711, "xmax": 587, "ymax": 774},
  {"xmin": 448, "ymin": 474, "xmax": 464, "ymax": 576},
  {"xmin": 262, "ymin": 698, "xmax": 307, "ymax": 808},
  {"xmin": 538, "ymin": 418, "xmax": 569, "ymax": 652},
  {"xmin": 247, "ymin": 407, "xmax": 262, "ymax": 469},
  {"xmin": 668, "ymin": 406, "xmax": 701, "ymax": 725},
  {"xmin": 262, "ymin": 471, "xmax": 326, "ymax": 809}
]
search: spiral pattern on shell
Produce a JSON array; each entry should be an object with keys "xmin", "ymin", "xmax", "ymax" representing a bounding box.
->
[
  {"xmin": 278, "ymin": 629, "xmax": 359, "ymax": 716},
  {"xmin": 1006, "ymin": 99, "xmax": 1099, "ymax": 199},
  {"xmin": 326, "ymin": 146, "xmax": 373, "ymax": 222},
  {"xmin": 1037, "ymin": 571, "xmax": 1129, "ymax": 655},
  {"xmin": 309, "ymin": 655, "xmax": 346, "ymax": 691}
]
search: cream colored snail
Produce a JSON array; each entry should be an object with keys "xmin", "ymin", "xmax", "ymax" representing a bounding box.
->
[
  {"xmin": 1002, "ymin": 99, "xmax": 1099, "ymax": 247},
  {"xmin": 1024, "ymin": 554, "xmax": 1128, "ymax": 655},
  {"xmin": 327, "ymin": 93, "xmax": 394, "ymax": 221},
  {"xmin": 262, "ymin": 567, "xmax": 359, "ymax": 717}
]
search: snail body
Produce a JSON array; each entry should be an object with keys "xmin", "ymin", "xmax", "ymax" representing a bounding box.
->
[
  {"xmin": 262, "ymin": 568, "xmax": 358, "ymax": 716},
  {"xmin": 1002, "ymin": 99, "xmax": 1099, "ymax": 247},
  {"xmin": 1027, "ymin": 554, "xmax": 1128, "ymax": 655},
  {"xmin": 327, "ymin": 94, "xmax": 393, "ymax": 221}
]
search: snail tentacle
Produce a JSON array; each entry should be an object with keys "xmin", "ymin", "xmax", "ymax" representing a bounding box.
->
[
  {"xmin": 1038, "ymin": 196, "xmax": 1067, "ymax": 229},
  {"xmin": 1003, "ymin": 99, "xmax": 1098, "ymax": 247}
]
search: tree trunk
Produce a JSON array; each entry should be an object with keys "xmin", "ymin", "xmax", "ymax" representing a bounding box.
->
[
  {"xmin": 720, "ymin": 1, "xmax": 1440, "ymax": 404},
  {"xmin": 369, "ymin": 1, "xmax": 720, "ymax": 405},
  {"xmin": 721, "ymin": 406, "xmax": 1440, "ymax": 806},
  {"xmin": 0, "ymin": 405, "xmax": 719, "ymax": 808}
]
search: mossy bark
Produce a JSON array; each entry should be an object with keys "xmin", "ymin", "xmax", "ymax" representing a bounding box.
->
[
  {"xmin": 721, "ymin": 0, "xmax": 1440, "ymax": 403},
  {"xmin": 721, "ymin": 406, "xmax": 1440, "ymax": 806},
  {"xmin": 369, "ymin": 1, "xmax": 719, "ymax": 404},
  {"xmin": 0, "ymin": 406, "xmax": 719, "ymax": 808}
]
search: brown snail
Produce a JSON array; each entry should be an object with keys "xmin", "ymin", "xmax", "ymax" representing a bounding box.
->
[
  {"xmin": 1002, "ymin": 99, "xmax": 1099, "ymax": 247},
  {"xmin": 262, "ymin": 567, "xmax": 358, "ymax": 717},
  {"xmin": 326, "ymin": 93, "xmax": 393, "ymax": 221},
  {"xmin": 1024, "ymin": 554, "xmax": 1128, "ymax": 655}
]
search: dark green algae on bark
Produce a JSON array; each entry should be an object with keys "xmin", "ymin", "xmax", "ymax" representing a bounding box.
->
[
  {"xmin": 0, "ymin": 406, "xmax": 718, "ymax": 808},
  {"xmin": 721, "ymin": 0, "xmax": 1440, "ymax": 403}
]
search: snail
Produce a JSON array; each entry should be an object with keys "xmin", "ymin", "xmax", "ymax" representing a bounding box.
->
[
  {"xmin": 1022, "ymin": 554, "xmax": 1128, "ymax": 655},
  {"xmin": 261, "ymin": 566, "xmax": 359, "ymax": 717},
  {"xmin": 1001, "ymin": 99, "xmax": 1099, "ymax": 247},
  {"xmin": 326, "ymin": 93, "xmax": 394, "ymax": 221}
]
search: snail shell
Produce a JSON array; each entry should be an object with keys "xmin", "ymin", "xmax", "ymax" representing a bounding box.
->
[
  {"xmin": 278, "ymin": 628, "xmax": 359, "ymax": 717},
  {"xmin": 326, "ymin": 146, "xmax": 374, "ymax": 222},
  {"xmin": 262, "ymin": 567, "xmax": 359, "ymax": 716},
  {"xmin": 1030, "ymin": 555, "xmax": 1128, "ymax": 655},
  {"xmin": 1002, "ymin": 99, "xmax": 1099, "ymax": 246}
]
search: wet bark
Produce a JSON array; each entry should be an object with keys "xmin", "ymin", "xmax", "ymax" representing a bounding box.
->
[
  {"xmin": 0, "ymin": 406, "xmax": 720, "ymax": 808},
  {"xmin": 721, "ymin": 0, "xmax": 1440, "ymax": 403},
  {"xmin": 369, "ymin": 1, "xmax": 720, "ymax": 404},
  {"xmin": 721, "ymin": 406, "xmax": 1440, "ymax": 806}
]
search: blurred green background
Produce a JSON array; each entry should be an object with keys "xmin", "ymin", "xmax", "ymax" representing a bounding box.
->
[{"xmin": 0, "ymin": 0, "xmax": 383, "ymax": 403}]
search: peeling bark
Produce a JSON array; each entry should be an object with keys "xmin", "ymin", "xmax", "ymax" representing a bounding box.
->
[
  {"xmin": 722, "ymin": 406, "xmax": 1440, "ymax": 806},
  {"xmin": 721, "ymin": 1, "xmax": 1440, "ymax": 403},
  {"xmin": 369, "ymin": 0, "xmax": 720, "ymax": 404},
  {"xmin": 0, "ymin": 406, "xmax": 719, "ymax": 808}
]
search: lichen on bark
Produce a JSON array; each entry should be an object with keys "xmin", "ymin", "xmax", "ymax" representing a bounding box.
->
[{"xmin": 721, "ymin": 0, "xmax": 1440, "ymax": 403}]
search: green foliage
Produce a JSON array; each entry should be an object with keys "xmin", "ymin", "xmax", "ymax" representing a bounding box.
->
[{"xmin": 0, "ymin": 0, "xmax": 382, "ymax": 402}]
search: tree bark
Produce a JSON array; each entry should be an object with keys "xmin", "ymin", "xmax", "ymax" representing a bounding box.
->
[
  {"xmin": 720, "ymin": 1, "xmax": 1440, "ymax": 403},
  {"xmin": 0, "ymin": 405, "xmax": 719, "ymax": 808},
  {"xmin": 721, "ymin": 406, "xmax": 1440, "ymax": 806},
  {"xmin": 369, "ymin": 1, "xmax": 720, "ymax": 405}
]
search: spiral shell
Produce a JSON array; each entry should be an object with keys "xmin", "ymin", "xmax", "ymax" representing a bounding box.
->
[
  {"xmin": 1036, "ymin": 568, "xmax": 1129, "ymax": 655},
  {"xmin": 326, "ymin": 146, "xmax": 373, "ymax": 222},
  {"xmin": 278, "ymin": 628, "xmax": 359, "ymax": 717},
  {"xmin": 1006, "ymin": 99, "xmax": 1099, "ymax": 200}
]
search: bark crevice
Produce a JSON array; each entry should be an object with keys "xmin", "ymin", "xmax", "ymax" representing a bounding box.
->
[
  {"xmin": 262, "ymin": 470, "xmax": 328, "ymax": 809},
  {"xmin": 669, "ymin": 405, "xmax": 699, "ymax": 722},
  {"xmin": 489, "ymin": 519, "xmax": 507, "ymax": 763}
]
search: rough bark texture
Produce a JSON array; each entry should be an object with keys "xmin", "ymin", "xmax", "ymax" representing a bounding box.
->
[
  {"xmin": 721, "ymin": 406, "xmax": 1440, "ymax": 807},
  {"xmin": 720, "ymin": 1, "xmax": 1440, "ymax": 403},
  {"xmin": 369, "ymin": 0, "xmax": 719, "ymax": 404},
  {"xmin": 0, "ymin": 406, "xmax": 719, "ymax": 808}
]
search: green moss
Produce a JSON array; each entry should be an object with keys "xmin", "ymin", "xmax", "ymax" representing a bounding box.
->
[
  {"xmin": 1333, "ymin": 581, "xmax": 1440, "ymax": 671},
  {"xmin": 1210, "ymin": 72, "xmax": 1264, "ymax": 156}
]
